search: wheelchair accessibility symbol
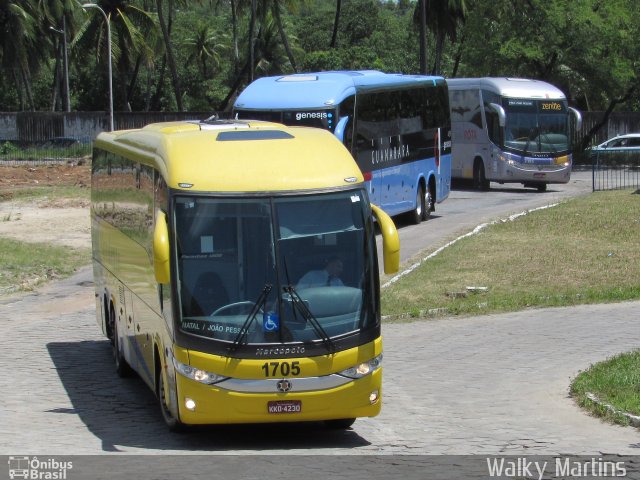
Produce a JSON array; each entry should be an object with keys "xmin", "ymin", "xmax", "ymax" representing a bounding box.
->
[{"xmin": 262, "ymin": 311, "xmax": 280, "ymax": 332}]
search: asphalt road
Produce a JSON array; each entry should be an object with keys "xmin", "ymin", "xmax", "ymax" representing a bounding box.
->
[{"xmin": 1, "ymin": 169, "xmax": 637, "ymax": 465}]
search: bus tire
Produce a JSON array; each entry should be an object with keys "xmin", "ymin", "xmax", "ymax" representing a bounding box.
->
[
  {"xmin": 411, "ymin": 184, "xmax": 426, "ymax": 224},
  {"xmin": 473, "ymin": 160, "xmax": 489, "ymax": 190},
  {"xmin": 423, "ymin": 183, "xmax": 434, "ymax": 221},
  {"xmin": 157, "ymin": 365, "xmax": 185, "ymax": 432},
  {"xmin": 112, "ymin": 307, "xmax": 133, "ymax": 378},
  {"xmin": 325, "ymin": 418, "xmax": 356, "ymax": 430}
]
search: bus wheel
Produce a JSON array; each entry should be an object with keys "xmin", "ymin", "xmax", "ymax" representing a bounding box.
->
[
  {"xmin": 112, "ymin": 308, "xmax": 133, "ymax": 378},
  {"xmin": 423, "ymin": 186, "xmax": 433, "ymax": 221},
  {"xmin": 473, "ymin": 161, "xmax": 489, "ymax": 190},
  {"xmin": 411, "ymin": 184, "xmax": 426, "ymax": 224},
  {"xmin": 325, "ymin": 418, "xmax": 356, "ymax": 430},
  {"xmin": 157, "ymin": 368, "xmax": 185, "ymax": 432}
]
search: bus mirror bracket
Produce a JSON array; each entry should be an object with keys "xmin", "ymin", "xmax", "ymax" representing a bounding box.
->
[
  {"xmin": 153, "ymin": 210, "xmax": 171, "ymax": 284},
  {"xmin": 371, "ymin": 204, "xmax": 400, "ymax": 275},
  {"xmin": 334, "ymin": 116, "xmax": 350, "ymax": 143},
  {"xmin": 489, "ymin": 103, "xmax": 506, "ymax": 127},
  {"xmin": 568, "ymin": 107, "xmax": 582, "ymax": 131}
]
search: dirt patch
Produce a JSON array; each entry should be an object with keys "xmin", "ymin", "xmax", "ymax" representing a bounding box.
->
[{"xmin": 0, "ymin": 164, "xmax": 91, "ymax": 249}]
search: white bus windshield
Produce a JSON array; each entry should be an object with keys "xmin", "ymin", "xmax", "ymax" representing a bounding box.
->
[
  {"xmin": 503, "ymin": 98, "xmax": 570, "ymax": 155},
  {"xmin": 174, "ymin": 190, "xmax": 376, "ymax": 349}
]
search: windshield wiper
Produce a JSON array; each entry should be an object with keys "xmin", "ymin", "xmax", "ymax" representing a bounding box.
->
[
  {"xmin": 282, "ymin": 285, "xmax": 335, "ymax": 353},
  {"xmin": 230, "ymin": 284, "xmax": 272, "ymax": 352},
  {"xmin": 539, "ymin": 131, "xmax": 558, "ymax": 154}
]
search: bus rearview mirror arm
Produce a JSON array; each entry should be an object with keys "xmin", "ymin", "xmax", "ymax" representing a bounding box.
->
[
  {"xmin": 568, "ymin": 107, "xmax": 582, "ymax": 131},
  {"xmin": 371, "ymin": 204, "xmax": 400, "ymax": 275},
  {"xmin": 489, "ymin": 103, "xmax": 506, "ymax": 128},
  {"xmin": 153, "ymin": 210, "xmax": 171, "ymax": 284}
]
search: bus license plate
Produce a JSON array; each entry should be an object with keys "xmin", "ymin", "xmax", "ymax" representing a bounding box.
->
[{"xmin": 267, "ymin": 400, "xmax": 302, "ymax": 414}]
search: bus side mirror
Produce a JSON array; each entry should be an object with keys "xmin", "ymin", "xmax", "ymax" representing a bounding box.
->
[
  {"xmin": 371, "ymin": 204, "xmax": 400, "ymax": 274},
  {"xmin": 334, "ymin": 116, "xmax": 350, "ymax": 143},
  {"xmin": 489, "ymin": 103, "xmax": 506, "ymax": 127},
  {"xmin": 153, "ymin": 210, "xmax": 170, "ymax": 284},
  {"xmin": 568, "ymin": 107, "xmax": 582, "ymax": 131}
]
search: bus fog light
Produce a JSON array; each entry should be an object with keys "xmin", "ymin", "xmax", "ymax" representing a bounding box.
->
[
  {"xmin": 369, "ymin": 390, "xmax": 379, "ymax": 404},
  {"xmin": 185, "ymin": 398, "xmax": 196, "ymax": 411}
]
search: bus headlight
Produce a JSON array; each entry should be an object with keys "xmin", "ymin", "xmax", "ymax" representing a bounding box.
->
[
  {"xmin": 338, "ymin": 354, "xmax": 382, "ymax": 379},
  {"xmin": 173, "ymin": 358, "xmax": 227, "ymax": 385}
]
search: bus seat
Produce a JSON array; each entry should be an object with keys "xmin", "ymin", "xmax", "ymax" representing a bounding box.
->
[{"xmin": 189, "ymin": 272, "xmax": 229, "ymax": 316}]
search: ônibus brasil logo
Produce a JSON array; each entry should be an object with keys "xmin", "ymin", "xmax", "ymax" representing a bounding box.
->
[{"xmin": 8, "ymin": 456, "xmax": 73, "ymax": 479}]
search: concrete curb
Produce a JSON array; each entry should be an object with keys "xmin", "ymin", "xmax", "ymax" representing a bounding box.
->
[{"xmin": 586, "ymin": 392, "xmax": 640, "ymax": 428}]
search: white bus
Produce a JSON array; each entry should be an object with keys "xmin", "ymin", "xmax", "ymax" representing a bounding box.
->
[{"xmin": 447, "ymin": 77, "xmax": 582, "ymax": 191}]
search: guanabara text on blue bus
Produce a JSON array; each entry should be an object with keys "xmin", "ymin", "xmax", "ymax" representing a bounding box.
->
[{"xmin": 90, "ymin": 119, "xmax": 400, "ymax": 430}]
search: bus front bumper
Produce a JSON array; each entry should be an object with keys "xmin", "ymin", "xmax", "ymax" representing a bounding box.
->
[{"xmin": 175, "ymin": 369, "xmax": 382, "ymax": 425}]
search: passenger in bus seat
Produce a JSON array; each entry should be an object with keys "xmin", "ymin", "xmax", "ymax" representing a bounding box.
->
[{"xmin": 297, "ymin": 256, "xmax": 344, "ymax": 289}]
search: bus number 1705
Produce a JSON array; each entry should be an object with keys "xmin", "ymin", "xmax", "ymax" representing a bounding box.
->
[{"xmin": 261, "ymin": 361, "xmax": 301, "ymax": 377}]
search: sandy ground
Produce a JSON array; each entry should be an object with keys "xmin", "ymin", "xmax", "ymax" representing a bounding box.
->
[{"xmin": 0, "ymin": 164, "xmax": 91, "ymax": 249}]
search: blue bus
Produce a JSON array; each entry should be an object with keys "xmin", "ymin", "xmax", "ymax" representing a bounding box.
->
[{"xmin": 234, "ymin": 70, "xmax": 452, "ymax": 224}]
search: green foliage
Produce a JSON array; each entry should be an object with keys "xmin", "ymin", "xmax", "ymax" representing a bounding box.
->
[
  {"xmin": 571, "ymin": 350, "xmax": 640, "ymax": 426},
  {"xmin": 0, "ymin": 0, "xmax": 638, "ymax": 113}
]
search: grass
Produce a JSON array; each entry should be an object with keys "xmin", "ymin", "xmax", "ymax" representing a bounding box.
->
[
  {"xmin": 0, "ymin": 237, "xmax": 90, "ymax": 294},
  {"xmin": 382, "ymin": 189, "xmax": 640, "ymax": 319},
  {"xmin": 0, "ymin": 185, "xmax": 90, "ymax": 203},
  {"xmin": 0, "ymin": 185, "xmax": 90, "ymax": 294},
  {"xmin": 570, "ymin": 350, "xmax": 640, "ymax": 426}
]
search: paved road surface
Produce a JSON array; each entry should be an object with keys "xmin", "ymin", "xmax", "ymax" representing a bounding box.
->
[
  {"xmin": 1, "ymin": 169, "xmax": 637, "ymax": 459},
  {"xmin": 1, "ymin": 268, "xmax": 637, "ymax": 456}
]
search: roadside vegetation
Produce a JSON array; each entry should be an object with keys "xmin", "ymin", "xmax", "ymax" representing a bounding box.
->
[
  {"xmin": 0, "ymin": 184, "xmax": 90, "ymax": 294},
  {"xmin": 381, "ymin": 189, "xmax": 640, "ymax": 319},
  {"xmin": 0, "ymin": 237, "xmax": 89, "ymax": 295},
  {"xmin": 1, "ymin": 185, "xmax": 89, "ymax": 203},
  {"xmin": 570, "ymin": 350, "xmax": 640, "ymax": 427}
]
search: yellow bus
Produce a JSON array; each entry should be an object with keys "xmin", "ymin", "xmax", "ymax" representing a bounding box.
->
[{"xmin": 91, "ymin": 119, "xmax": 400, "ymax": 430}]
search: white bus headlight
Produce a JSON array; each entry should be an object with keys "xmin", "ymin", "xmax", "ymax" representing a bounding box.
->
[
  {"xmin": 173, "ymin": 358, "xmax": 227, "ymax": 385},
  {"xmin": 338, "ymin": 354, "xmax": 382, "ymax": 379}
]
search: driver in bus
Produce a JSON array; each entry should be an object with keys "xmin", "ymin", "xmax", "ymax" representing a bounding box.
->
[{"xmin": 297, "ymin": 256, "xmax": 344, "ymax": 289}]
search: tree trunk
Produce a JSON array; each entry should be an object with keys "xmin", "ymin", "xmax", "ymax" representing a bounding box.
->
[
  {"xmin": 272, "ymin": 1, "xmax": 297, "ymax": 72},
  {"xmin": 330, "ymin": 0, "xmax": 341, "ymax": 48},
  {"xmin": 419, "ymin": 0, "xmax": 427, "ymax": 75},
  {"xmin": 578, "ymin": 84, "xmax": 638, "ymax": 152},
  {"xmin": 230, "ymin": 0, "xmax": 239, "ymax": 75},
  {"xmin": 248, "ymin": 0, "xmax": 257, "ymax": 82},
  {"xmin": 156, "ymin": 0, "xmax": 183, "ymax": 111}
]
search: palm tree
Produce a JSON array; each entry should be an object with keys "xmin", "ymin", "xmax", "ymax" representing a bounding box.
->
[
  {"xmin": 414, "ymin": 0, "xmax": 468, "ymax": 75},
  {"xmin": 75, "ymin": 0, "xmax": 158, "ymax": 111},
  {"xmin": 0, "ymin": 1, "xmax": 41, "ymax": 110},
  {"xmin": 155, "ymin": 0, "xmax": 183, "ymax": 111},
  {"xmin": 41, "ymin": 0, "xmax": 78, "ymax": 111},
  {"xmin": 185, "ymin": 22, "xmax": 227, "ymax": 79},
  {"xmin": 270, "ymin": 0, "xmax": 299, "ymax": 72},
  {"xmin": 330, "ymin": 0, "xmax": 342, "ymax": 48}
]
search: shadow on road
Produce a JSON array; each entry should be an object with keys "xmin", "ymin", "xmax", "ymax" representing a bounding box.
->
[{"xmin": 47, "ymin": 340, "xmax": 371, "ymax": 453}]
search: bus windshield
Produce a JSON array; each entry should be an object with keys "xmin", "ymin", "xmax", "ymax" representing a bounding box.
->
[
  {"xmin": 503, "ymin": 98, "xmax": 570, "ymax": 155},
  {"xmin": 235, "ymin": 108, "xmax": 337, "ymax": 132},
  {"xmin": 174, "ymin": 190, "xmax": 376, "ymax": 349}
]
